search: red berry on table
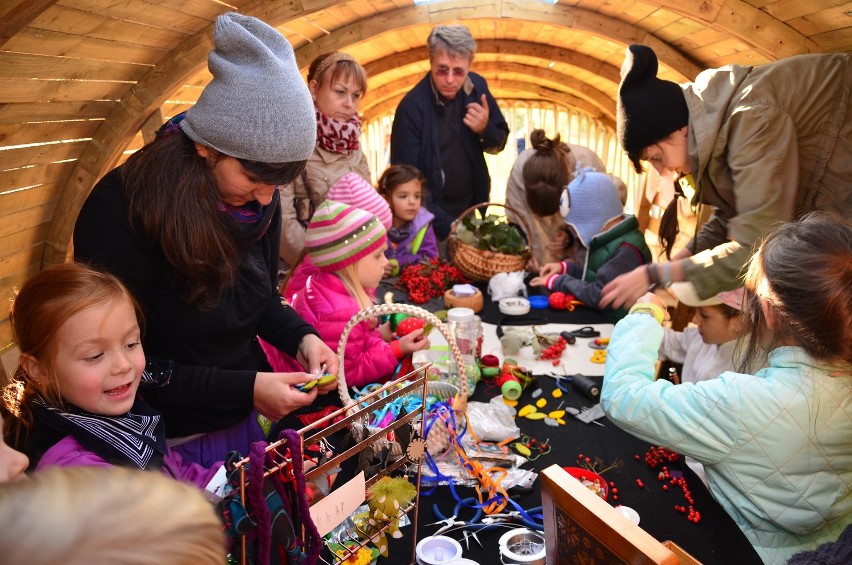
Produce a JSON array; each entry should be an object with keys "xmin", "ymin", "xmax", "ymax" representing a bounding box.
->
[{"xmin": 662, "ymin": 484, "xmax": 669, "ymax": 491}]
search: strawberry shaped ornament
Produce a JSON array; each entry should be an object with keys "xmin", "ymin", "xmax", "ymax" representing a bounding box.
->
[
  {"xmin": 394, "ymin": 316, "xmax": 432, "ymax": 338},
  {"xmin": 548, "ymin": 291, "xmax": 567, "ymax": 310}
]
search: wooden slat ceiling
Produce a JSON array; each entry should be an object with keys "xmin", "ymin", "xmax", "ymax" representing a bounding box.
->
[{"xmin": 0, "ymin": 0, "xmax": 850, "ymax": 346}]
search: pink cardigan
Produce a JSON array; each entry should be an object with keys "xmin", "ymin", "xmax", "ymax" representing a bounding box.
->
[{"xmin": 262, "ymin": 271, "xmax": 399, "ymax": 389}]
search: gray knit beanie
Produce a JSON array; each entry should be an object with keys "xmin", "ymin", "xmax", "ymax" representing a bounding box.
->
[{"xmin": 181, "ymin": 12, "xmax": 316, "ymax": 163}]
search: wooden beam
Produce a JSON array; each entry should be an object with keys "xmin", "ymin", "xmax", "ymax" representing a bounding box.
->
[
  {"xmin": 293, "ymin": 3, "xmax": 702, "ymax": 81},
  {"xmin": 140, "ymin": 108, "xmax": 164, "ymax": 145},
  {"xmin": 0, "ymin": 0, "xmax": 58, "ymax": 49},
  {"xmin": 362, "ymin": 41, "xmax": 623, "ymax": 85},
  {"xmin": 652, "ymin": 0, "xmax": 819, "ymax": 59},
  {"xmin": 360, "ymin": 62, "xmax": 615, "ymax": 122}
]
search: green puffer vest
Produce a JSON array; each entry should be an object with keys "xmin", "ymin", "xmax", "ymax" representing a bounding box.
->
[{"xmin": 583, "ymin": 215, "xmax": 652, "ymax": 322}]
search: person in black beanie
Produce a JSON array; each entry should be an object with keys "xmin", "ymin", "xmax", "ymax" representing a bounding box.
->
[{"xmin": 600, "ymin": 44, "xmax": 851, "ymax": 311}]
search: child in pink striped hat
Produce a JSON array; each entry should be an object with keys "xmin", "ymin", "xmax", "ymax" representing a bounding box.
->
[{"xmin": 262, "ymin": 201, "xmax": 430, "ymax": 388}]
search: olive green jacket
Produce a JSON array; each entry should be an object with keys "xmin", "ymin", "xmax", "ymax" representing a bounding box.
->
[{"xmin": 682, "ymin": 53, "xmax": 851, "ymax": 298}]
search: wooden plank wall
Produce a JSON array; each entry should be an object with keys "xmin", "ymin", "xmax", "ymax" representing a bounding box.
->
[{"xmin": 0, "ymin": 0, "xmax": 226, "ymax": 347}]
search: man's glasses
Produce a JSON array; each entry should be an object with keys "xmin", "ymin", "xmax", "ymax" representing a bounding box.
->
[{"xmin": 434, "ymin": 66, "xmax": 467, "ymax": 77}]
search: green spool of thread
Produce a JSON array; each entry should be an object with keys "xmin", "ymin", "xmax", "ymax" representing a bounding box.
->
[{"xmin": 501, "ymin": 377, "xmax": 523, "ymax": 401}]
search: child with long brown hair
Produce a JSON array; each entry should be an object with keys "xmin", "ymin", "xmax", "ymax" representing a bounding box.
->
[
  {"xmin": 602, "ymin": 212, "xmax": 852, "ymax": 563},
  {"xmin": 376, "ymin": 164, "xmax": 438, "ymax": 276}
]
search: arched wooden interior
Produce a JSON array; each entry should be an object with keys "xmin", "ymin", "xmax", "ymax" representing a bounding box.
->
[{"xmin": 0, "ymin": 0, "xmax": 848, "ymax": 350}]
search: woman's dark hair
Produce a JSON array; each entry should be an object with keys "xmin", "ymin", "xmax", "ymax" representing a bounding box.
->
[
  {"xmin": 522, "ymin": 130, "xmax": 576, "ymax": 217},
  {"xmin": 121, "ymin": 131, "xmax": 305, "ymax": 308},
  {"xmin": 738, "ymin": 212, "xmax": 852, "ymax": 371},
  {"xmin": 376, "ymin": 164, "xmax": 427, "ymax": 200}
]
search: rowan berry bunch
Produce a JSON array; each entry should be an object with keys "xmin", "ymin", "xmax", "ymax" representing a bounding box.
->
[
  {"xmin": 539, "ymin": 336, "xmax": 567, "ymax": 361},
  {"xmin": 397, "ymin": 258, "xmax": 468, "ymax": 304}
]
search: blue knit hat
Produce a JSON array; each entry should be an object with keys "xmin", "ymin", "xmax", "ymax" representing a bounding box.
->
[{"xmin": 563, "ymin": 168, "xmax": 624, "ymax": 247}]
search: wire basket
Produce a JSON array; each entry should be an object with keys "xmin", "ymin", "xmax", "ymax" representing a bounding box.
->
[
  {"xmin": 448, "ymin": 202, "xmax": 532, "ymax": 282},
  {"xmin": 336, "ymin": 304, "xmax": 469, "ymax": 451}
]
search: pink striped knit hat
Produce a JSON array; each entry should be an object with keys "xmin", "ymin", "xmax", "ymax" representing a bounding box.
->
[
  {"xmin": 328, "ymin": 172, "xmax": 393, "ymax": 229},
  {"xmin": 306, "ymin": 200, "xmax": 387, "ymax": 273}
]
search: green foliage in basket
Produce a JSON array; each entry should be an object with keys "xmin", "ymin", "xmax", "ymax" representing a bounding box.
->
[{"xmin": 456, "ymin": 214, "xmax": 528, "ymax": 255}]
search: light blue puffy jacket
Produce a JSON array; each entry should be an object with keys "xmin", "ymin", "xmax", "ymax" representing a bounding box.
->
[{"xmin": 602, "ymin": 313, "xmax": 852, "ymax": 564}]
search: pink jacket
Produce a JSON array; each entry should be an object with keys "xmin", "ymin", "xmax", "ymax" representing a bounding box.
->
[
  {"xmin": 264, "ymin": 271, "xmax": 399, "ymax": 389},
  {"xmin": 37, "ymin": 436, "xmax": 221, "ymax": 489}
]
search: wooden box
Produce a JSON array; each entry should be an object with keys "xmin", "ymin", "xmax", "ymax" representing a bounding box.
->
[{"xmin": 540, "ymin": 464, "xmax": 680, "ymax": 564}]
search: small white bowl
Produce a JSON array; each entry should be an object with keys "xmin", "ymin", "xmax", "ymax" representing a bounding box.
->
[
  {"xmin": 499, "ymin": 297, "xmax": 531, "ymax": 316},
  {"xmin": 616, "ymin": 505, "xmax": 641, "ymax": 525}
]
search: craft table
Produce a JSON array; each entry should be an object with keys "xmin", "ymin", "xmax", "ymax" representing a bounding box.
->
[{"xmin": 373, "ymin": 281, "xmax": 760, "ymax": 563}]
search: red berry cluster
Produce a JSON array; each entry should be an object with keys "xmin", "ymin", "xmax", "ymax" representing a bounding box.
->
[
  {"xmin": 540, "ymin": 336, "xmax": 567, "ymax": 361},
  {"xmin": 639, "ymin": 446, "xmax": 701, "ymax": 524},
  {"xmin": 397, "ymin": 259, "xmax": 467, "ymax": 304},
  {"xmin": 643, "ymin": 445, "xmax": 680, "ymax": 468}
]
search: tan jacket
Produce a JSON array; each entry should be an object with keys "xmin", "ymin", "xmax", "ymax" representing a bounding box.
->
[
  {"xmin": 682, "ymin": 53, "xmax": 852, "ymax": 297},
  {"xmin": 279, "ymin": 145, "xmax": 371, "ymax": 266}
]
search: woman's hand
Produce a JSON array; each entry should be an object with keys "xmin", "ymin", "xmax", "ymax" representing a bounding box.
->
[
  {"xmin": 253, "ymin": 372, "xmax": 317, "ymax": 420},
  {"xmin": 296, "ymin": 333, "xmax": 339, "ymax": 376},
  {"xmin": 529, "ymin": 275, "xmax": 548, "ymax": 287},
  {"xmin": 398, "ymin": 329, "xmax": 430, "ymax": 355},
  {"xmin": 599, "ymin": 265, "xmax": 651, "ymax": 310}
]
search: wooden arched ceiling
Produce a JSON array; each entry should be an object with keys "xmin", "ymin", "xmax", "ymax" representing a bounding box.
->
[{"xmin": 1, "ymin": 0, "xmax": 849, "ymax": 346}]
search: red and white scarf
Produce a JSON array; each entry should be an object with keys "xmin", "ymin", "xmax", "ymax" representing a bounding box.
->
[{"xmin": 315, "ymin": 108, "xmax": 361, "ymax": 155}]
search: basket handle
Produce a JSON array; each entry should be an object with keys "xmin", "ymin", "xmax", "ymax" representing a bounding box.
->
[
  {"xmin": 448, "ymin": 201, "xmax": 534, "ymax": 247},
  {"xmin": 335, "ymin": 303, "xmax": 469, "ymax": 413}
]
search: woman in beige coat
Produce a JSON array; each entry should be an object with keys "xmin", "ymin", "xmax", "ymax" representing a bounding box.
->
[
  {"xmin": 601, "ymin": 45, "xmax": 851, "ymax": 310},
  {"xmin": 279, "ymin": 52, "xmax": 372, "ymax": 268}
]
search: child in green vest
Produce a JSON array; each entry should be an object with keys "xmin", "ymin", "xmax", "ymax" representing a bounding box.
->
[{"xmin": 529, "ymin": 168, "xmax": 651, "ymax": 321}]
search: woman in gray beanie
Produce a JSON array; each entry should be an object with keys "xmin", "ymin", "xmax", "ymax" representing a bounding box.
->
[
  {"xmin": 600, "ymin": 44, "xmax": 851, "ymax": 311},
  {"xmin": 73, "ymin": 12, "xmax": 339, "ymax": 467}
]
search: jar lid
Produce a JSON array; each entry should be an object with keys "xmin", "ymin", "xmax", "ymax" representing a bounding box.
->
[
  {"xmin": 447, "ymin": 307, "xmax": 475, "ymax": 322},
  {"xmin": 528, "ymin": 295, "xmax": 549, "ymax": 309}
]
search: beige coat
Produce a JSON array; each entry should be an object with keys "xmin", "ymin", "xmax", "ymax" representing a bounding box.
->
[
  {"xmin": 279, "ymin": 145, "xmax": 371, "ymax": 267},
  {"xmin": 682, "ymin": 53, "xmax": 852, "ymax": 297}
]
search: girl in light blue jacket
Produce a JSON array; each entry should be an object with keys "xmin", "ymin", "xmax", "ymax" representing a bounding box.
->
[{"xmin": 602, "ymin": 213, "xmax": 852, "ymax": 564}]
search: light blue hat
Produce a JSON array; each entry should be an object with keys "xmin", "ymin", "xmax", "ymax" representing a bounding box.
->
[{"xmin": 563, "ymin": 168, "xmax": 624, "ymax": 247}]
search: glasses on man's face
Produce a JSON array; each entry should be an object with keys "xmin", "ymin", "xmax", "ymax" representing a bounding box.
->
[{"xmin": 434, "ymin": 65, "xmax": 467, "ymax": 78}]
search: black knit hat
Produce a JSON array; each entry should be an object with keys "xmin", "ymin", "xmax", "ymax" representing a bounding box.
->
[{"xmin": 617, "ymin": 45, "xmax": 689, "ymax": 173}]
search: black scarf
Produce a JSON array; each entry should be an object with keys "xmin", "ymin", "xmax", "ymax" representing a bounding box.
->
[{"xmin": 31, "ymin": 360, "xmax": 173, "ymax": 470}]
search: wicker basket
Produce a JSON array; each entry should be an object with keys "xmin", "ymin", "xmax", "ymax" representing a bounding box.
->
[
  {"xmin": 443, "ymin": 288, "xmax": 484, "ymax": 313},
  {"xmin": 336, "ymin": 304, "xmax": 469, "ymax": 453},
  {"xmin": 448, "ymin": 202, "xmax": 532, "ymax": 282}
]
